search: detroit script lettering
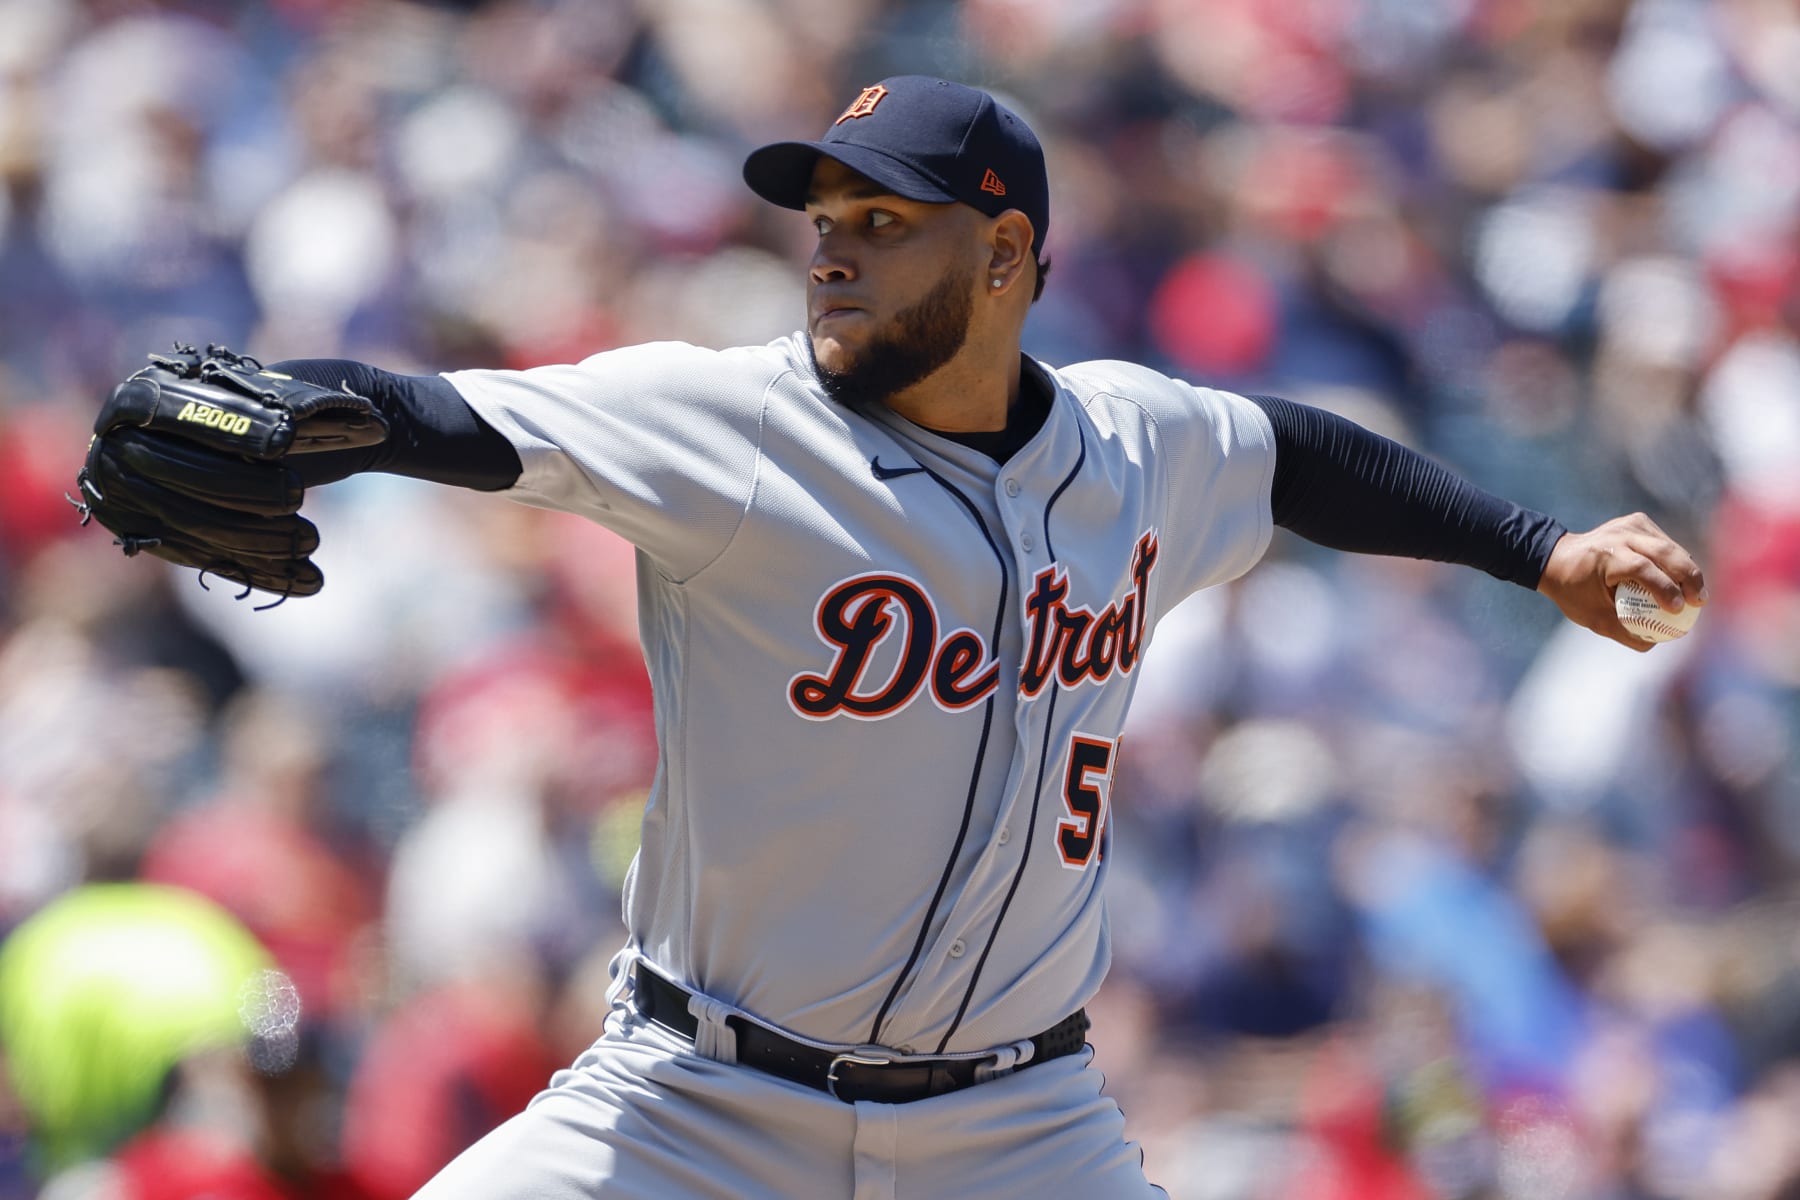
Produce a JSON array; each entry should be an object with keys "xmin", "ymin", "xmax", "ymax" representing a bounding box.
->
[{"xmin": 788, "ymin": 532, "xmax": 1159, "ymax": 721}]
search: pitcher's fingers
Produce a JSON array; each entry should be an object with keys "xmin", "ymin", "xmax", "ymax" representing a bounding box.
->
[
  {"xmin": 1625, "ymin": 533, "xmax": 1707, "ymax": 609},
  {"xmin": 1607, "ymin": 552, "xmax": 1686, "ymax": 615}
]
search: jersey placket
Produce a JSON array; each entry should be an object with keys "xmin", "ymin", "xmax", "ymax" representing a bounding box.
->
[{"xmin": 871, "ymin": 405, "xmax": 1087, "ymax": 1053}]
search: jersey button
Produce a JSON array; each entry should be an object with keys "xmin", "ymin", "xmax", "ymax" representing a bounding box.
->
[
  {"xmin": 997, "ymin": 826, "xmax": 1011, "ymax": 845},
  {"xmin": 949, "ymin": 939, "xmax": 967, "ymax": 958},
  {"xmin": 1004, "ymin": 478, "xmax": 1020, "ymax": 497},
  {"xmin": 1021, "ymin": 533, "xmax": 1036, "ymax": 552}
]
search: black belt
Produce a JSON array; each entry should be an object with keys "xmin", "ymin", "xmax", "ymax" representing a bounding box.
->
[{"xmin": 632, "ymin": 963, "xmax": 1090, "ymax": 1104}]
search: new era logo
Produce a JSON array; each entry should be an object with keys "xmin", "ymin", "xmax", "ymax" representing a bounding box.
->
[
  {"xmin": 980, "ymin": 169, "xmax": 1006, "ymax": 196},
  {"xmin": 835, "ymin": 85, "xmax": 888, "ymax": 124}
]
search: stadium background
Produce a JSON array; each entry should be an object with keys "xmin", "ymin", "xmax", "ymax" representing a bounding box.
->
[{"xmin": 1, "ymin": 0, "xmax": 1798, "ymax": 1196}]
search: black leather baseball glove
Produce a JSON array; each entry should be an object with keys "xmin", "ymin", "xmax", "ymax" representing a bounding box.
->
[{"xmin": 71, "ymin": 344, "xmax": 389, "ymax": 604}]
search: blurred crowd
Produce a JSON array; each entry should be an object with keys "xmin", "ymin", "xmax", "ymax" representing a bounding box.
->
[{"xmin": 0, "ymin": 0, "xmax": 1797, "ymax": 1196}]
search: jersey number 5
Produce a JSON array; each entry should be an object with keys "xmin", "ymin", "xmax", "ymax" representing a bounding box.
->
[{"xmin": 1058, "ymin": 734, "xmax": 1117, "ymax": 869}]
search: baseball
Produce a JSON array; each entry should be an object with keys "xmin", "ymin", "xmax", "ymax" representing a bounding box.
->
[{"xmin": 1614, "ymin": 580, "xmax": 1700, "ymax": 643}]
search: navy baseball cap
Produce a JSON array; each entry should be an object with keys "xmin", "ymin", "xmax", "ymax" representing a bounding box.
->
[{"xmin": 744, "ymin": 76, "xmax": 1049, "ymax": 258}]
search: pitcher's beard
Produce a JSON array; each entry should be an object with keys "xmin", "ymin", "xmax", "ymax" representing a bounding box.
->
[{"xmin": 809, "ymin": 264, "xmax": 975, "ymax": 410}]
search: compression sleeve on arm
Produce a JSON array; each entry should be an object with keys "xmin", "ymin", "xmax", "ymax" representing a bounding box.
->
[
  {"xmin": 1245, "ymin": 394, "xmax": 1565, "ymax": 589},
  {"xmin": 269, "ymin": 359, "xmax": 522, "ymax": 491}
]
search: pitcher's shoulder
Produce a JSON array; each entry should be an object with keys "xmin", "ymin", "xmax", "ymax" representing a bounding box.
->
[
  {"xmin": 570, "ymin": 336, "xmax": 804, "ymax": 393},
  {"xmin": 1048, "ymin": 358, "xmax": 1243, "ymax": 420}
]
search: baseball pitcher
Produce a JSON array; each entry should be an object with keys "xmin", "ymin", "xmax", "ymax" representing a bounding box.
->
[{"xmin": 74, "ymin": 77, "xmax": 1705, "ymax": 1198}]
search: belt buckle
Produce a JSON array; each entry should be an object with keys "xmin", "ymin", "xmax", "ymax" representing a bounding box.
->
[{"xmin": 825, "ymin": 1050, "xmax": 897, "ymax": 1101}]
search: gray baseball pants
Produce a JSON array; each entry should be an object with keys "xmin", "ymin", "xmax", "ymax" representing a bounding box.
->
[{"xmin": 411, "ymin": 1004, "xmax": 1165, "ymax": 1199}]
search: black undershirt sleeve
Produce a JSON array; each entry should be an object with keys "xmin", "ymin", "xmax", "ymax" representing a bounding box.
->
[
  {"xmin": 268, "ymin": 359, "xmax": 522, "ymax": 491},
  {"xmin": 1244, "ymin": 393, "xmax": 1566, "ymax": 589}
]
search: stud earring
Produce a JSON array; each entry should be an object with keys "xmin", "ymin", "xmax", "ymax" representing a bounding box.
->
[{"xmin": 992, "ymin": 278, "xmax": 1004, "ymax": 288}]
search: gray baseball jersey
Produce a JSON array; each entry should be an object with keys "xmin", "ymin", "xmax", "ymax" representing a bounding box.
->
[{"xmin": 444, "ymin": 332, "xmax": 1275, "ymax": 1058}]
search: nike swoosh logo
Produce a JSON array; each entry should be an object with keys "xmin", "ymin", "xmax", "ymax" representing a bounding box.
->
[{"xmin": 871, "ymin": 457, "xmax": 927, "ymax": 481}]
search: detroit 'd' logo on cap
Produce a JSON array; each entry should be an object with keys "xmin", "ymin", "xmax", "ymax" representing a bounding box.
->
[{"xmin": 834, "ymin": 84, "xmax": 888, "ymax": 124}]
